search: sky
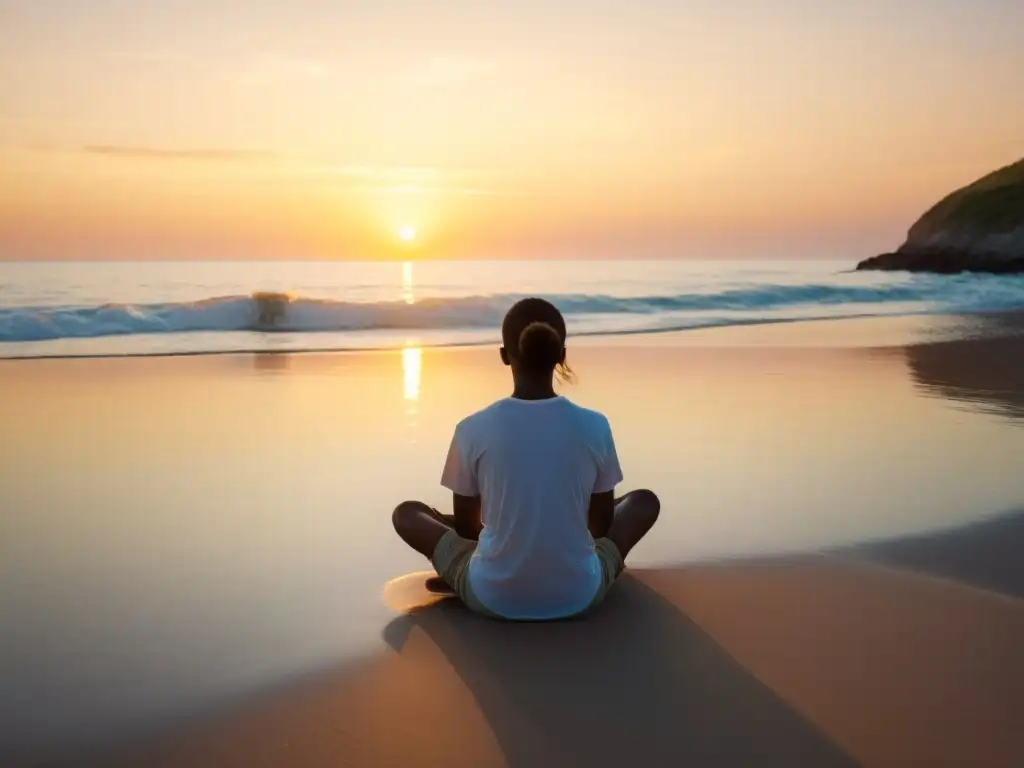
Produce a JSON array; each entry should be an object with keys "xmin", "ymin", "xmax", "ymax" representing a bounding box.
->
[{"xmin": 1, "ymin": 0, "xmax": 1022, "ymax": 261}]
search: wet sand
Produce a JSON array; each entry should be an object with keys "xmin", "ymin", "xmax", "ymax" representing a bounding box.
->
[
  {"xmin": 2, "ymin": 313, "xmax": 1023, "ymax": 766},
  {"xmin": 95, "ymin": 554, "xmax": 1023, "ymax": 768}
]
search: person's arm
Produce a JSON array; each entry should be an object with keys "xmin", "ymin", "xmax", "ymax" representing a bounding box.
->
[
  {"xmin": 440, "ymin": 426, "xmax": 481, "ymax": 539},
  {"xmin": 589, "ymin": 418, "xmax": 624, "ymax": 539},
  {"xmin": 452, "ymin": 493, "xmax": 483, "ymax": 541},
  {"xmin": 588, "ymin": 490, "xmax": 615, "ymax": 539}
]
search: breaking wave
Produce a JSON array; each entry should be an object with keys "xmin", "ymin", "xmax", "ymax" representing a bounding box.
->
[{"xmin": 2, "ymin": 276, "xmax": 1024, "ymax": 344}]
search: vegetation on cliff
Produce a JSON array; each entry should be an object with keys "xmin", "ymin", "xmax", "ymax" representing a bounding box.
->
[{"xmin": 857, "ymin": 158, "xmax": 1024, "ymax": 274}]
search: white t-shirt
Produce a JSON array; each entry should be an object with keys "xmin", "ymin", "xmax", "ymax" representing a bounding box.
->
[{"xmin": 440, "ymin": 396, "xmax": 623, "ymax": 620}]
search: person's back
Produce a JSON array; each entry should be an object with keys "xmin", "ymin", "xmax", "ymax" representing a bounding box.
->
[
  {"xmin": 391, "ymin": 297, "xmax": 660, "ymax": 621},
  {"xmin": 443, "ymin": 396, "xmax": 620, "ymax": 619}
]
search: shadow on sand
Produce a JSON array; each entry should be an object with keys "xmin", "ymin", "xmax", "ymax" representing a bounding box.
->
[{"xmin": 382, "ymin": 574, "xmax": 854, "ymax": 768}]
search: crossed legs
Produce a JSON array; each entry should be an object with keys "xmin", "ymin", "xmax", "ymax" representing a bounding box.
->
[
  {"xmin": 391, "ymin": 489, "xmax": 660, "ymax": 563},
  {"xmin": 604, "ymin": 489, "xmax": 660, "ymax": 560}
]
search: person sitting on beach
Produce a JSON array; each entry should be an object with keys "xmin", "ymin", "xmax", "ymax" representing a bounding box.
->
[{"xmin": 392, "ymin": 298, "xmax": 660, "ymax": 620}]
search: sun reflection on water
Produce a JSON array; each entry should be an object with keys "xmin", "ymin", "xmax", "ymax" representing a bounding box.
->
[
  {"xmin": 402, "ymin": 345, "xmax": 422, "ymax": 404},
  {"xmin": 401, "ymin": 261, "xmax": 414, "ymax": 305},
  {"xmin": 402, "ymin": 344, "xmax": 422, "ymax": 442}
]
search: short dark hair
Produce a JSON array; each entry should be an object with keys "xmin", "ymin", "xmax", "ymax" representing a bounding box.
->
[{"xmin": 501, "ymin": 298, "xmax": 574, "ymax": 382}]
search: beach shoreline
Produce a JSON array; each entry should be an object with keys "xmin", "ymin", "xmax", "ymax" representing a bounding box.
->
[
  {"xmin": 3, "ymin": 307, "xmax": 1024, "ymax": 362},
  {"xmin": 2, "ymin": 311, "xmax": 1023, "ymax": 767}
]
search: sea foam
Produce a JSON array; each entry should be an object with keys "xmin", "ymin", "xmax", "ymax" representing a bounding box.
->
[{"xmin": 2, "ymin": 276, "xmax": 1024, "ymax": 344}]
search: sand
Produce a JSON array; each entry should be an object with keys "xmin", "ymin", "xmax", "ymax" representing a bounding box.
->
[
  {"xmin": 91, "ymin": 556, "xmax": 1024, "ymax": 768},
  {"xmin": 2, "ymin": 312, "xmax": 1023, "ymax": 767}
]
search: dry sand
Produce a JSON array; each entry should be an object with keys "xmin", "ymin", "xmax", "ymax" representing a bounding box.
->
[{"xmin": 99, "ymin": 548, "xmax": 1024, "ymax": 768}]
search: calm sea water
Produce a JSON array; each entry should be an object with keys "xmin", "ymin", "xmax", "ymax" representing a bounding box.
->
[{"xmin": 3, "ymin": 259, "xmax": 1024, "ymax": 357}]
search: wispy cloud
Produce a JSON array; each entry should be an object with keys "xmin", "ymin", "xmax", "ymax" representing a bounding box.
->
[
  {"xmin": 81, "ymin": 146, "xmax": 279, "ymax": 161},
  {"xmin": 407, "ymin": 56, "xmax": 493, "ymax": 87}
]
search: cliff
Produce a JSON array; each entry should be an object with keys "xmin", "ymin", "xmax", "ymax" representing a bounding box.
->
[{"xmin": 857, "ymin": 158, "xmax": 1024, "ymax": 274}]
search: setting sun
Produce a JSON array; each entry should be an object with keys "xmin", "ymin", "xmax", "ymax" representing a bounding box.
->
[{"xmin": 398, "ymin": 226, "xmax": 417, "ymax": 243}]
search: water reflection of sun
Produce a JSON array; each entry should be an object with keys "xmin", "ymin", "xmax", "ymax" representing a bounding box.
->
[
  {"xmin": 402, "ymin": 344, "xmax": 422, "ymax": 442},
  {"xmin": 401, "ymin": 261, "xmax": 414, "ymax": 305},
  {"xmin": 402, "ymin": 345, "xmax": 422, "ymax": 405},
  {"xmin": 399, "ymin": 260, "xmax": 420, "ymax": 436}
]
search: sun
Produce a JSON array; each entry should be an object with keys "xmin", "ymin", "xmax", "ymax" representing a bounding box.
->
[{"xmin": 398, "ymin": 225, "xmax": 417, "ymax": 242}]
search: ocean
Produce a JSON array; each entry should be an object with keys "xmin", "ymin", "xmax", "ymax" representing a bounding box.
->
[{"xmin": 3, "ymin": 259, "xmax": 1024, "ymax": 358}]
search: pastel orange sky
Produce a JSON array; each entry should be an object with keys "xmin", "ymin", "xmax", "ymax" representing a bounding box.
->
[{"xmin": 1, "ymin": 0, "xmax": 1021, "ymax": 261}]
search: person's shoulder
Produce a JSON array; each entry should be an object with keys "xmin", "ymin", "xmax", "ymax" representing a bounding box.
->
[
  {"xmin": 454, "ymin": 399, "xmax": 508, "ymax": 435},
  {"xmin": 560, "ymin": 398, "xmax": 612, "ymax": 430}
]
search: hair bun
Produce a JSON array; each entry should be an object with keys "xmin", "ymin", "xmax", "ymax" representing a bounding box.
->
[{"xmin": 518, "ymin": 321, "xmax": 563, "ymax": 372}]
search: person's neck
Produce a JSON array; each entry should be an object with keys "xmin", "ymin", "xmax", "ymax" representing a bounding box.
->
[{"xmin": 511, "ymin": 374, "xmax": 557, "ymax": 401}]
